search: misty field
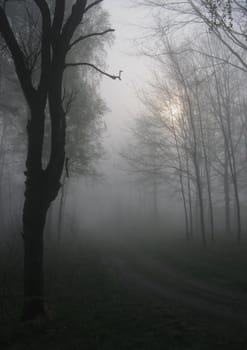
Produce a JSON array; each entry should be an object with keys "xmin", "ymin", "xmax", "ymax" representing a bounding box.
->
[{"xmin": 1, "ymin": 231, "xmax": 247, "ymax": 350}]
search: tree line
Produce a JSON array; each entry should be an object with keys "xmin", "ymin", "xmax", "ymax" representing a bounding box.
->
[{"xmin": 126, "ymin": 0, "xmax": 247, "ymax": 244}]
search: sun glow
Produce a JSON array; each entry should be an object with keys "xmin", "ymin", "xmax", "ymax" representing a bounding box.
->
[
  {"xmin": 170, "ymin": 103, "xmax": 181, "ymax": 119},
  {"xmin": 161, "ymin": 97, "xmax": 182, "ymax": 123}
]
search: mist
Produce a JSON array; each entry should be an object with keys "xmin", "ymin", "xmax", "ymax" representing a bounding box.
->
[{"xmin": 1, "ymin": 1, "xmax": 247, "ymax": 349}]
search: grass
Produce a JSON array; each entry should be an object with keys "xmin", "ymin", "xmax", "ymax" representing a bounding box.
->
[{"xmin": 1, "ymin": 233, "xmax": 247, "ymax": 349}]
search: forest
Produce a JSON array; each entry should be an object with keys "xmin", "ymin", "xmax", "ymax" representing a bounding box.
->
[{"xmin": 1, "ymin": 0, "xmax": 247, "ymax": 349}]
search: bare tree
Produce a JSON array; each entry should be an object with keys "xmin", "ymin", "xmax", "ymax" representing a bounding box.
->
[
  {"xmin": 136, "ymin": 0, "xmax": 247, "ymax": 71},
  {"xmin": 0, "ymin": 0, "xmax": 120, "ymax": 321}
]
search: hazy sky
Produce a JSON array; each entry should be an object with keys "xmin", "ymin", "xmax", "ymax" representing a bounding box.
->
[
  {"xmin": 101, "ymin": 1, "xmax": 151, "ymax": 145},
  {"xmin": 96, "ymin": 0, "xmax": 155, "ymax": 181}
]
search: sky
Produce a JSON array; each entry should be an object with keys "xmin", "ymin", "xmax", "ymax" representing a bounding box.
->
[{"xmin": 101, "ymin": 0, "xmax": 151, "ymax": 151}]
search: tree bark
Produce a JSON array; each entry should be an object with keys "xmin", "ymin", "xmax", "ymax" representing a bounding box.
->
[{"xmin": 22, "ymin": 175, "xmax": 49, "ymax": 320}]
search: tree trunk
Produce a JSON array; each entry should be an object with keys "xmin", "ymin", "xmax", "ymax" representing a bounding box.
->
[
  {"xmin": 22, "ymin": 184, "xmax": 49, "ymax": 321},
  {"xmin": 21, "ymin": 107, "xmax": 63, "ymax": 321},
  {"xmin": 232, "ymin": 174, "xmax": 241, "ymax": 241},
  {"xmin": 224, "ymin": 142, "xmax": 231, "ymax": 235},
  {"xmin": 195, "ymin": 165, "xmax": 206, "ymax": 245},
  {"xmin": 186, "ymin": 155, "xmax": 193, "ymax": 239},
  {"xmin": 179, "ymin": 173, "xmax": 190, "ymax": 241},
  {"xmin": 57, "ymin": 173, "xmax": 66, "ymax": 244},
  {"xmin": 196, "ymin": 90, "xmax": 215, "ymax": 241},
  {"xmin": 173, "ymin": 122, "xmax": 189, "ymax": 240},
  {"xmin": 152, "ymin": 178, "xmax": 159, "ymax": 224},
  {"xmin": 226, "ymin": 107, "xmax": 241, "ymax": 240}
]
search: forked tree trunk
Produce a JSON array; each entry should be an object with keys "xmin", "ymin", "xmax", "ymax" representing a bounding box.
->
[{"xmin": 22, "ymin": 107, "xmax": 64, "ymax": 320}]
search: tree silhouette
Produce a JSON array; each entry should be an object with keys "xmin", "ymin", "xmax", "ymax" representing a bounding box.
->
[{"xmin": 0, "ymin": 0, "xmax": 120, "ymax": 321}]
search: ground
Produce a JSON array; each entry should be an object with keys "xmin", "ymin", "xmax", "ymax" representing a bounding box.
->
[{"xmin": 1, "ymin": 232, "xmax": 247, "ymax": 349}]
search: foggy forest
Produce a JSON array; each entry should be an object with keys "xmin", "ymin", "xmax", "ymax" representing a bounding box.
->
[{"xmin": 1, "ymin": 0, "xmax": 247, "ymax": 349}]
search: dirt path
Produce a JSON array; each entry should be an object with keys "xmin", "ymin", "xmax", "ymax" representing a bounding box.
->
[{"xmin": 108, "ymin": 251, "xmax": 247, "ymax": 326}]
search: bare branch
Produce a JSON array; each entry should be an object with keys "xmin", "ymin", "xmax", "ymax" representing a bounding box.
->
[
  {"xmin": 0, "ymin": 6, "xmax": 35, "ymax": 103},
  {"xmin": 65, "ymin": 62, "xmax": 123, "ymax": 80},
  {"xmin": 68, "ymin": 28, "xmax": 115, "ymax": 51},
  {"xmin": 84, "ymin": 0, "xmax": 103, "ymax": 13}
]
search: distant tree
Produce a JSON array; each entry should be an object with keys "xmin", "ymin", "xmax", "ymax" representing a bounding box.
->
[
  {"xmin": 206, "ymin": 48, "xmax": 243, "ymax": 240},
  {"xmin": 0, "ymin": 0, "xmax": 120, "ymax": 321},
  {"xmin": 0, "ymin": 52, "xmax": 25, "ymax": 235}
]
